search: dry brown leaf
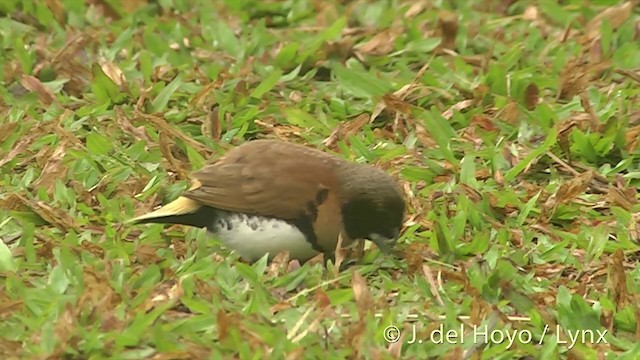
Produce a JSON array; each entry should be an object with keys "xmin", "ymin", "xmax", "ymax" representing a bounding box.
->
[
  {"xmin": 382, "ymin": 93, "xmax": 412, "ymax": 114},
  {"xmin": 352, "ymin": 271, "xmax": 374, "ymax": 317},
  {"xmin": 558, "ymin": 58, "xmax": 611, "ymax": 100},
  {"xmin": 442, "ymin": 99, "xmax": 473, "ymax": 120},
  {"xmin": 558, "ymin": 117, "xmax": 589, "ymax": 137},
  {"xmin": 615, "ymin": 68, "xmax": 640, "ymax": 84},
  {"xmin": 588, "ymin": 35, "xmax": 604, "ymax": 63},
  {"xmin": 134, "ymin": 244, "xmax": 163, "ymax": 265},
  {"xmin": 493, "ymin": 168, "xmax": 505, "ymax": 187},
  {"xmin": 414, "ymin": 122, "xmax": 437, "ymax": 148},
  {"xmin": 44, "ymin": 0, "xmax": 65, "ymax": 24},
  {"xmin": 579, "ymin": 92, "xmax": 601, "ymax": 129},
  {"xmin": 403, "ymin": 242, "xmax": 426, "ymax": 275},
  {"xmin": 19, "ymin": 75, "xmax": 57, "ymax": 106},
  {"xmin": 585, "ymin": 2, "xmax": 634, "ymax": 42},
  {"xmin": 206, "ymin": 106, "xmax": 222, "ymax": 140},
  {"xmin": 509, "ymin": 229, "xmax": 524, "ymax": 247},
  {"xmin": 523, "ymin": 5, "xmax": 540, "ymax": 21},
  {"xmin": 150, "ymin": 352, "xmax": 195, "ymax": 360},
  {"xmin": 404, "ymin": 1, "xmax": 428, "ymax": 18},
  {"xmin": 501, "ymin": 146, "xmax": 519, "ymax": 167},
  {"xmin": 121, "ymin": 0, "xmax": 148, "ymax": 12},
  {"xmin": 523, "ymin": 5, "xmax": 552, "ymax": 38},
  {"xmin": 52, "ymin": 303, "xmax": 76, "ymax": 354},
  {"xmin": 86, "ymin": 1, "xmax": 116, "ymax": 18},
  {"xmin": 395, "ymin": 83, "xmax": 423, "ymax": 100},
  {"xmin": 313, "ymin": 289, "xmax": 332, "ymax": 309},
  {"xmin": 0, "ymin": 122, "xmax": 18, "ymax": 143},
  {"xmin": 323, "ymin": 113, "xmax": 369, "ymax": 148},
  {"xmin": 345, "ymin": 321, "xmax": 367, "ymax": 354},
  {"xmin": 16, "ymin": 194, "xmax": 80, "ymax": 231},
  {"xmin": 52, "ymin": 116, "xmax": 85, "ymax": 149},
  {"xmin": 607, "ymin": 186, "xmax": 637, "ymax": 211},
  {"xmin": 524, "ymin": 83, "xmax": 539, "ymax": 110},
  {"xmin": 0, "ymin": 338, "xmax": 22, "ymax": 359},
  {"xmin": 558, "ymin": 60, "xmax": 591, "ymax": 100},
  {"xmin": 475, "ymin": 168, "xmax": 491, "ymax": 180},
  {"xmin": 158, "ymin": 131, "xmax": 189, "ymax": 179},
  {"xmin": 370, "ymin": 83, "xmax": 423, "ymax": 123},
  {"xmin": 99, "ymin": 58, "xmax": 127, "ymax": 89},
  {"xmin": 625, "ymin": 124, "xmax": 640, "ymax": 152},
  {"xmin": 460, "ymin": 273, "xmax": 483, "ymax": 308},
  {"xmin": 48, "ymin": 33, "xmax": 92, "ymax": 97},
  {"xmin": 370, "ymin": 103, "xmax": 387, "ymax": 125},
  {"xmin": 322, "ymin": 38, "xmax": 356, "ymax": 62},
  {"xmin": 143, "ymin": 280, "xmax": 182, "ymax": 312},
  {"xmin": 473, "ymin": 84, "xmax": 490, "ymax": 102},
  {"xmin": 33, "ymin": 144, "xmax": 68, "ymax": 193},
  {"xmin": 305, "ymin": 252, "xmax": 326, "ymax": 267},
  {"xmin": 557, "ymin": 121, "xmax": 580, "ymax": 163},
  {"xmin": 270, "ymin": 301, "xmax": 292, "ymax": 315},
  {"xmin": 33, "ymin": 144, "xmax": 55, "ymax": 169},
  {"xmin": 460, "ymin": 183, "xmax": 482, "ymax": 203},
  {"xmin": 470, "ymin": 115, "xmax": 499, "ymax": 132},
  {"xmin": 216, "ymin": 309, "xmax": 234, "ymax": 342},
  {"xmin": 437, "ymin": 11, "xmax": 458, "ymax": 50},
  {"xmin": 137, "ymin": 112, "xmax": 212, "ymax": 157},
  {"xmin": 609, "ymin": 250, "xmax": 629, "ymax": 310},
  {"xmin": 422, "ymin": 264, "xmax": 444, "ymax": 306},
  {"xmin": 267, "ymin": 250, "xmax": 290, "ymax": 277},
  {"xmin": 115, "ymin": 109, "xmax": 151, "ymax": 143},
  {"xmin": 545, "ymin": 170, "xmax": 594, "ymax": 212},
  {"xmin": 354, "ymin": 28, "xmax": 399, "ymax": 57},
  {"xmin": 190, "ymin": 76, "xmax": 224, "ymax": 109},
  {"xmin": 332, "ymin": 231, "xmax": 346, "ymax": 274},
  {"xmin": 286, "ymin": 259, "xmax": 301, "ymax": 272},
  {"xmin": 351, "ymin": 239, "xmax": 365, "ymax": 263},
  {"xmin": 370, "ymin": 81, "xmax": 431, "ymax": 137},
  {"xmin": 80, "ymin": 241, "xmax": 105, "ymax": 259},
  {"xmin": 500, "ymin": 101, "xmax": 520, "ymax": 124},
  {"xmin": 0, "ymin": 294, "xmax": 23, "ymax": 321},
  {"xmin": 255, "ymin": 120, "xmax": 304, "ymax": 140},
  {"xmin": 558, "ymin": 171, "xmax": 594, "ymax": 204},
  {"xmin": 78, "ymin": 268, "xmax": 120, "ymax": 318}
]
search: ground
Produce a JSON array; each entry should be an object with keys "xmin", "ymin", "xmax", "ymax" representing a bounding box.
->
[{"xmin": 1, "ymin": 0, "xmax": 640, "ymax": 359}]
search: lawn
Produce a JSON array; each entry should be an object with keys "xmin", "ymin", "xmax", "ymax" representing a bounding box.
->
[{"xmin": 1, "ymin": 0, "xmax": 640, "ymax": 359}]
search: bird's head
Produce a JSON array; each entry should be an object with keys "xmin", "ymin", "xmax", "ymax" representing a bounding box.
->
[{"xmin": 338, "ymin": 165, "xmax": 405, "ymax": 253}]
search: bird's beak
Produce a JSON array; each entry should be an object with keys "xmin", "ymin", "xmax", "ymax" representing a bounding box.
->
[{"xmin": 368, "ymin": 233, "xmax": 398, "ymax": 254}]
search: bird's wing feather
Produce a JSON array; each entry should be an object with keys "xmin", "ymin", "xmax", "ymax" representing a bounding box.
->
[{"xmin": 183, "ymin": 140, "xmax": 341, "ymax": 220}]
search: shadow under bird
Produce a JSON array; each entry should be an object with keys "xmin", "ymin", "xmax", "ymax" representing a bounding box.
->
[{"xmin": 129, "ymin": 139, "xmax": 406, "ymax": 262}]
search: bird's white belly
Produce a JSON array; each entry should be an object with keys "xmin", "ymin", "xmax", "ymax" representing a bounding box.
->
[{"xmin": 211, "ymin": 213, "xmax": 319, "ymax": 262}]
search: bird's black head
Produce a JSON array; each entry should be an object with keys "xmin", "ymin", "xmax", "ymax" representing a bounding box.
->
[{"xmin": 339, "ymin": 166, "xmax": 406, "ymax": 252}]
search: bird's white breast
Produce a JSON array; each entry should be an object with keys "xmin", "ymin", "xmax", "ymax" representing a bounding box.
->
[{"xmin": 210, "ymin": 213, "xmax": 319, "ymax": 262}]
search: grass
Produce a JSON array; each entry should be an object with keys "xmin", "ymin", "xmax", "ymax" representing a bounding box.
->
[{"xmin": 1, "ymin": 0, "xmax": 640, "ymax": 358}]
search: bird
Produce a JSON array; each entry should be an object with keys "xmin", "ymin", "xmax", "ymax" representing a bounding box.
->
[{"xmin": 129, "ymin": 139, "xmax": 405, "ymax": 263}]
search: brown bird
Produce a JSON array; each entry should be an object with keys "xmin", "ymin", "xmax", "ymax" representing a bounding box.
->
[{"xmin": 129, "ymin": 139, "xmax": 405, "ymax": 262}]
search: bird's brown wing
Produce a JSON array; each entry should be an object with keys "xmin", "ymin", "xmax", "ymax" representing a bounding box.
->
[{"xmin": 183, "ymin": 140, "xmax": 341, "ymax": 220}]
